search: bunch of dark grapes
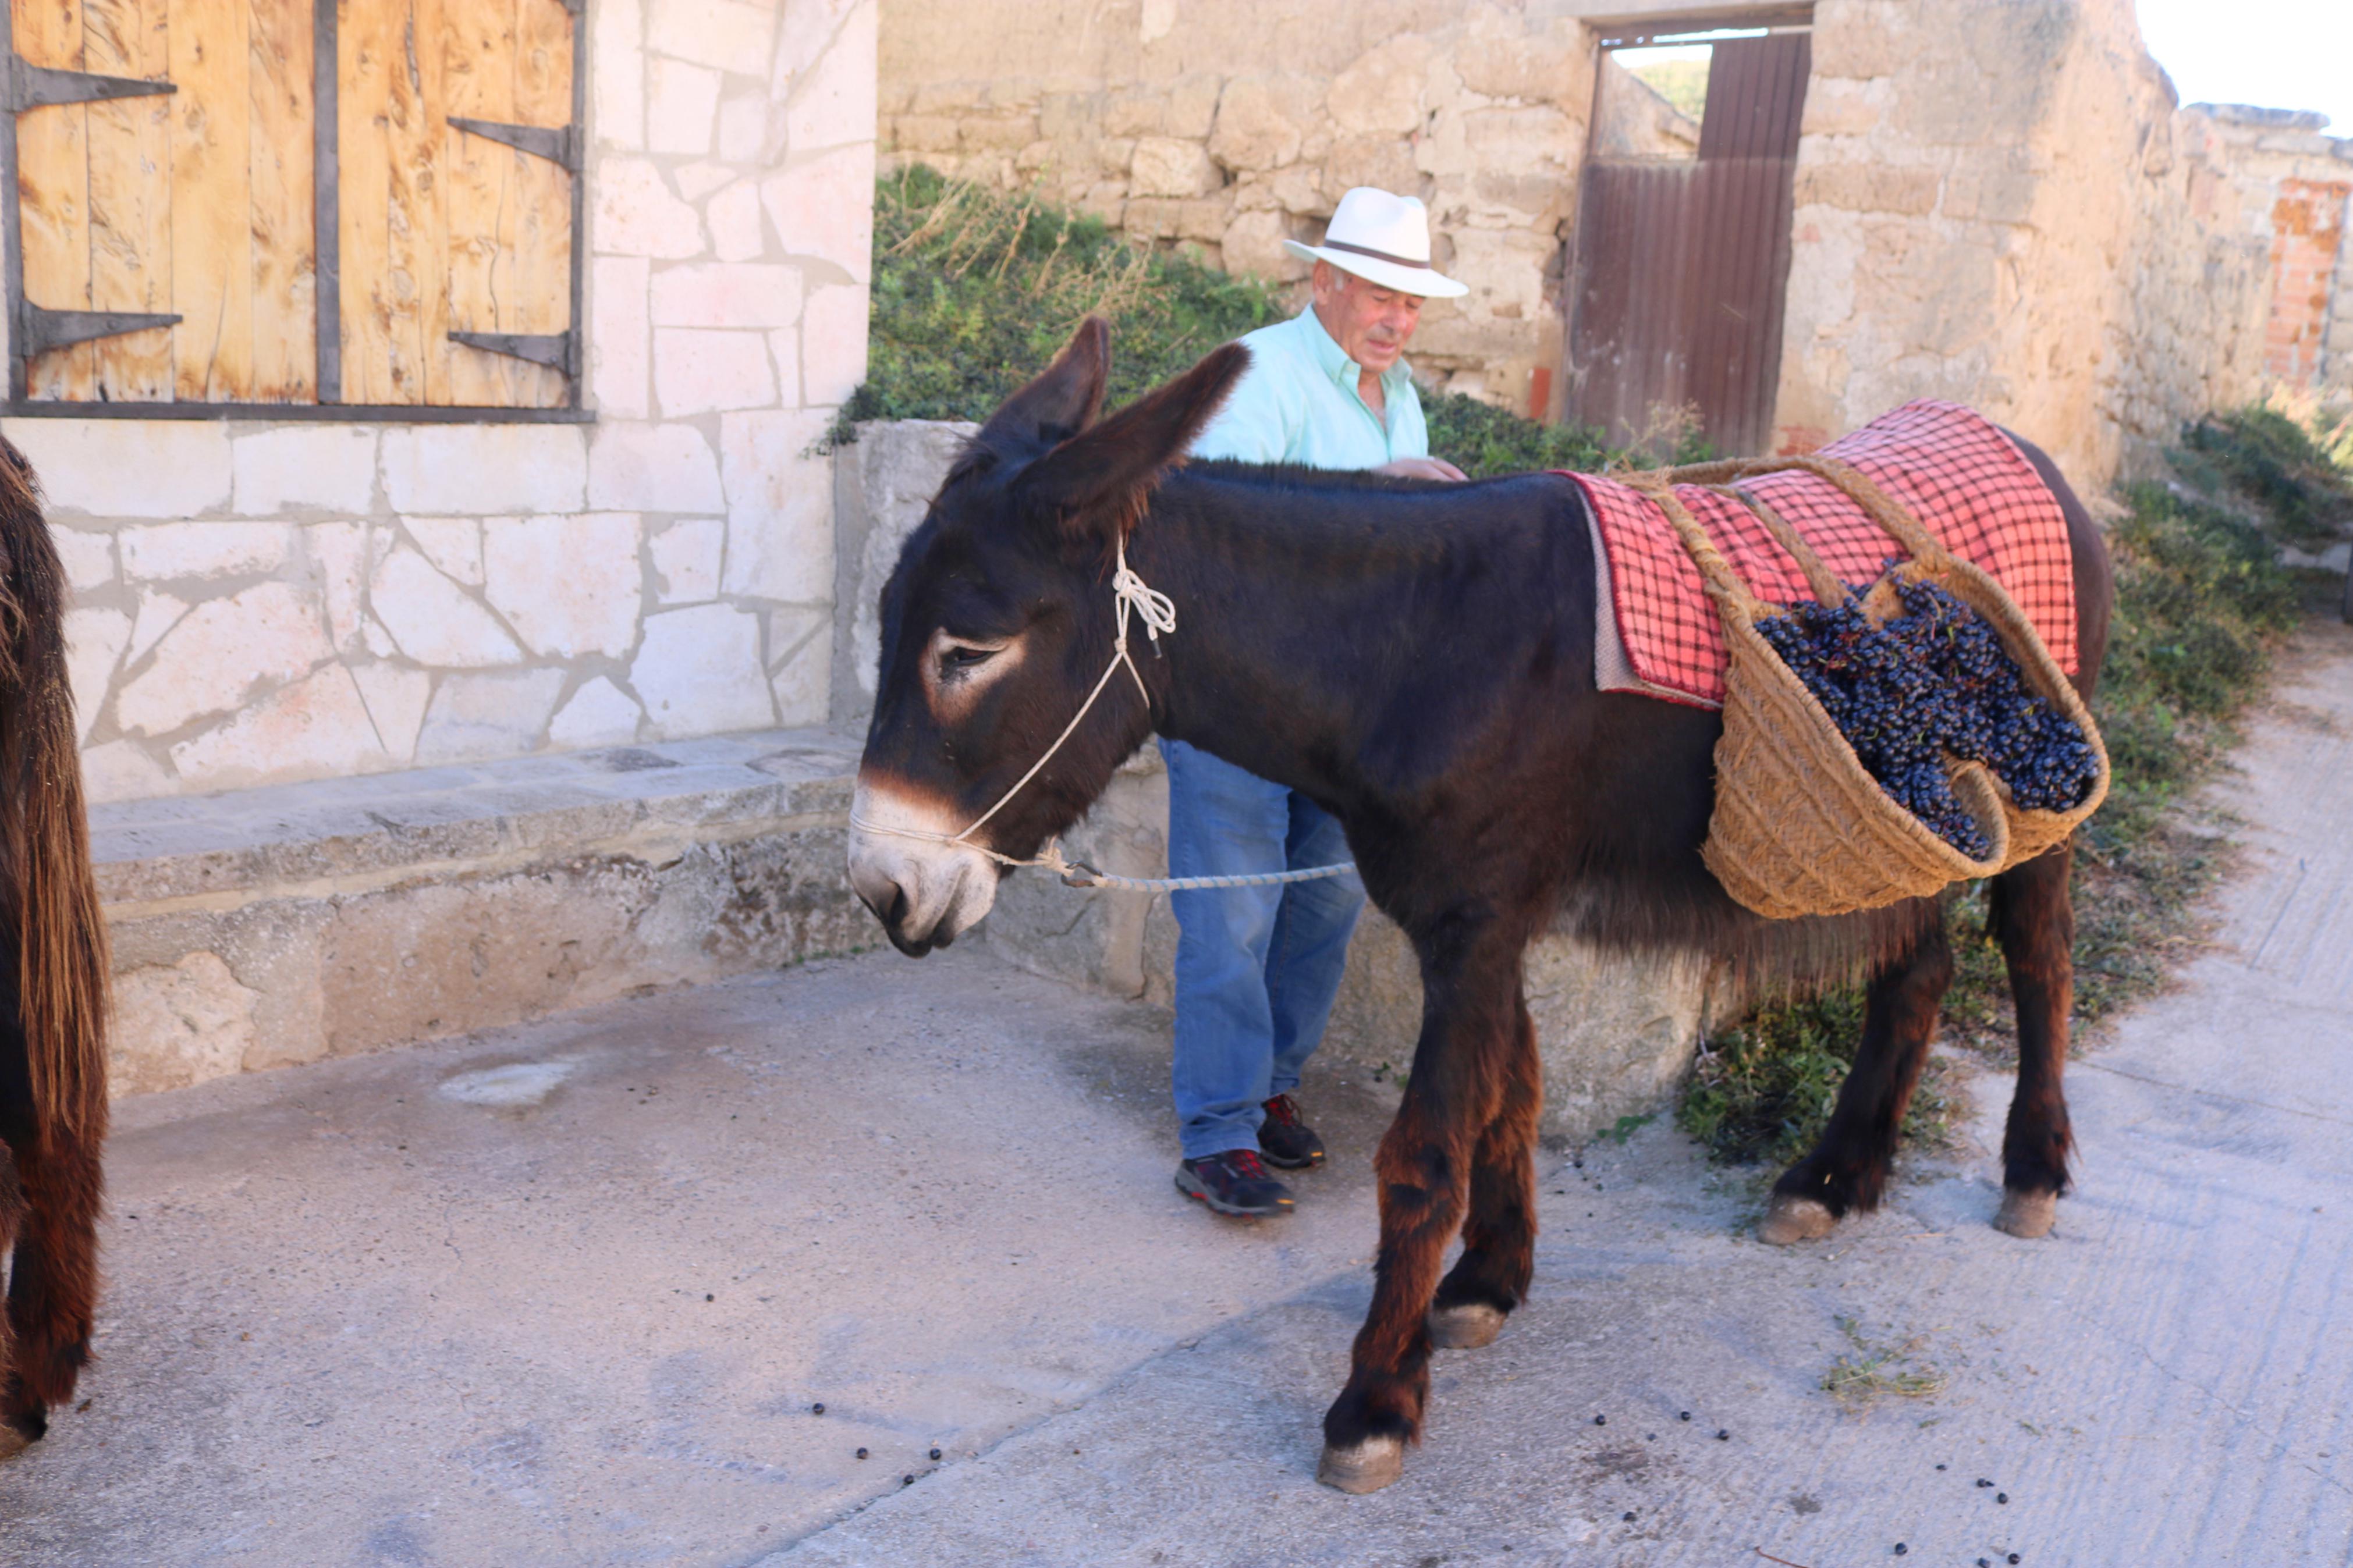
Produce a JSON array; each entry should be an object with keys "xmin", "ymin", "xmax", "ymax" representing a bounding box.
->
[{"xmin": 1754, "ymin": 573, "xmax": 2099, "ymax": 858}]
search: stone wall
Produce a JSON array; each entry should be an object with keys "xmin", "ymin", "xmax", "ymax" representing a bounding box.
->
[
  {"xmin": 876, "ymin": 0, "xmax": 1600, "ymax": 410},
  {"xmin": 2187, "ymin": 107, "xmax": 2353, "ymax": 394},
  {"xmin": 17, "ymin": 0, "xmax": 876, "ymax": 806}
]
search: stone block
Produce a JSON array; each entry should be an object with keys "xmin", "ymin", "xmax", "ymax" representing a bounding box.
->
[
  {"xmin": 1209, "ymin": 77, "xmax": 1307, "ymax": 172},
  {"xmin": 120, "ymin": 521, "xmax": 292, "ymax": 582},
  {"xmin": 761, "ymin": 146, "xmax": 876, "ymax": 281},
  {"xmin": 655, "ymin": 327, "xmax": 780, "ymax": 415},
  {"xmin": 650, "ymin": 516, "xmax": 725, "ymax": 603},
  {"xmin": 1222, "ymin": 209, "xmax": 1299, "ymax": 279},
  {"xmin": 802, "ymin": 284, "xmax": 870, "ymax": 406},
  {"xmin": 1103, "ymin": 91, "xmax": 1165, "ymax": 140},
  {"xmin": 718, "ymin": 91, "xmax": 772, "ymax": 163},
  {"xmin": 768, "ymin": 326, "xmax": 803, "ymax": 403},
  {"xmin": 416, "ymin": 669, "xmax": 568, "ymax": 765},
  {"xmin": 168, "ymin": 666, "xmax": 392, "ymax": 787},
  {"xmin": 591, "ymin": 256, "xmax": 653, "ymax": 419},
  {"xmin": 766, "ymin": 618, "xmax": 831, "ymax": 726},
  {"xmin": 117, "ymin": 582, "xmax": 331, "ymax": 736},
  {"xmin": 1453, "ymin": 30, "xmax": 1582, "ymax": 101},
  {"xmin": 1326, "ymin": 135, "xmax": 1420, "ymax": 201},
  {"xmin": 65, "ymin": 606, "xmax": 130, "ymax": 742},
  {"xmin": 127, "ymin": 591, "xmax": 187, "ymax": 664},
  {"xmin": 1461, "ymin": 105, "xmax": 1578, "ymax": 168},
  {"xmin": 709, "ymin": 180, "xmax": 766, "ymax": 261},
  {"xmin": 402, "ymin": 515, "xmax": 485, "ymax": 586},
  {"xmin": 381, "ymin": 425, "xmax": 589, "ymax": 514},
  {"xmin": 6, "ymin": 419, "xmax": 230, "ymax": 518},
  {"xmin": 1328, "ymin": 37, "xmax": 1431, "ymax": 136},
  {"xmin": 651, "ymin": 261, "xmax": 805, "ymax": 328},
  {"xmin": 1166, "ymin": 73, "xmax": 1222, "ymax": 140},
  {"xmin": 890, "ymin": 113, "xmax": 963, "ymax": 154},
  {"xmin": 647, "ymin": 0, "xmax": 776, "ymax": 73},
  {"xmin": 549, "ymin": 676, "xmax": 647, "ymax": 749},
  {"xmin": 80, "ymin": 738, "xmax": 171, "ymax": 805},
  {"xmin": 673, "ymin": 158, "xmax": 734, "ymax": 203},
  {"xmin": 484, "ymin": 513, "xmax": 644, "ymax": 659},
  {"xmin": 351, "ymin": 663, "xmax": 432, "ymax": 762},
  {"xmin": 305, "ymin": 522, "xmax": 369, "ymax": 654},
  {"xmin": 55, "ymin": 527, "xmax": 116, "ymax": 593},
  {"xmin": 594, "ymin": 158, "xmax": 708, "ymax": 259},
  {"xmin": 588, "ymin": 422, "xmax": 727, "ymax": 512},
  {"xmin": 647, "ymin": 58, "xmax": 719, "ymax": 155},
  {"xmin": 1130, "ymin": 137, "xmax": 1219, "ymax": 198},
  {"xmin": 1176, "ymin": 195, "xmax": 1234, "ymax": 242},
  {"xmin": 111, "ymin": 952, "xmax": 257, "ymax": 1095},
  {"xmin": 1793, "ymin": 162, "xmax": 1942, "ymax": 217},
  {"xmin": 231, "ymin": 426, "xmax": 379, "ymax": 514},
  {"xmin": 718, "ymin": 408, "xmax": 836, "ymax": 600},
  {"xmin": 1945, "ymin": 169, "xmax": 2040, "ymax": 224},
  {"xmin": 783, "ymin": 0, "xmax": 875, "ymax": 154},
  {"xmin": 368, "ymin": 547, "xmax": 524, "ymax": 669},
  {"xmin": 631, "ymin": 604, "xmax": 774, "ymax": 737},
  {"xmin": 592, "ymin": 0, "xmax": 647, "ymax": 149}
]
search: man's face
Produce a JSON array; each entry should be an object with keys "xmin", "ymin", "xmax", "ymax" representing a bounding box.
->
[{"xmin": 1310, "ymin": 263, "xmax": 1425, "ymax": 375}]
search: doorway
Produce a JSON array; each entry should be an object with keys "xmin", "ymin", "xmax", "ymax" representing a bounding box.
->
[{"xmin": 1563, "ymin": 12, "xmax": 1813, "ymax": 457}]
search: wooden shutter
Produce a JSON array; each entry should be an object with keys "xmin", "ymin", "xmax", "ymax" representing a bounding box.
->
[
  {"xmin": 335, "ymin": 0, "xmax": 576, "ymax": 409},
  {"xmin": 9, "ymin": 0, "xmax": 318, "ymax": 404}
]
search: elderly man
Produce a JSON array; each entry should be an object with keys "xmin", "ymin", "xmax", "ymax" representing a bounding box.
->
[{"xmin": 1167, "ymin": 187, "xmax": 1469, "ymax": 1219}]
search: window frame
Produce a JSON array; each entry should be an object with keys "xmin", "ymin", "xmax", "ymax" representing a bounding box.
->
[{"xmin": 0, "ymin": 0, "xmax": 593, "ymax": 423}]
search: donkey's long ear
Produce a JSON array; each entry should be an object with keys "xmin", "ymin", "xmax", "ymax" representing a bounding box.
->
[
  {"xmin": 978, "ymin": 317, "xmax": 1112, "ymax": 449},
  {"xmin": 1013, "ymin": 342, "xmax": 1250, "ymax": 542}
]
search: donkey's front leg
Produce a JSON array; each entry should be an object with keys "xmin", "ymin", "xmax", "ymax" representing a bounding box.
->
[{"xmin": 1318, "ymin": 931, "xmax": 1518, "ymax": 1495}]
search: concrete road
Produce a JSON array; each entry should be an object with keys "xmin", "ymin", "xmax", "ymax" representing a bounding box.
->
[{"xmin": 4, "ymin": 627, "xmax": 2348, "ymax": 1566}]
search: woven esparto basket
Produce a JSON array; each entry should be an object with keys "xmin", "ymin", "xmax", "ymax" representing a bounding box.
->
[{"xmin": 1629, "ymin": 455, "xmax": 2110, "ymax": 921}]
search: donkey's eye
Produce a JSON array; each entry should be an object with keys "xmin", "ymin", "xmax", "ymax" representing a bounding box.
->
[{"xmin": 939, "ymin": 642, "xmax": 1000, "ymax": 674}]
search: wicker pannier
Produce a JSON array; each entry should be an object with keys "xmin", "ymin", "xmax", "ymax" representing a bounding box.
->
[{"xmin": 1626, "ymin": 454, "xmax": 2110, "ymax": 921}]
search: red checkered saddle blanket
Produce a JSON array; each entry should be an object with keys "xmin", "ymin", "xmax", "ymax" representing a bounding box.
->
[{"xmin": 1565, "ymin": 400, "xmax": 2078, "ymax": 710}]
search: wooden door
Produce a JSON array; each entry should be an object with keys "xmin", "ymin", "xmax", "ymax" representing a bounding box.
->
[{"xmin": 1564, "ymin": 33, "xmax": 1811, "ymax": 457}]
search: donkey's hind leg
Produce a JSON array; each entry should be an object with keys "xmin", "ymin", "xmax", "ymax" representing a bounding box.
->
[
  {"xmin": 1988, "ymin": 842, "xmax": 2075, "ymax": 1238},
  {"xmin": 0, "ymin": 1150, "xmax": 23, "ymax": 1459},
  {"xmin": 1760, "ymin": 915, "xmax": 1954, "ymax": 1245},
  {"xmin": 1428, "ymin": 996, "xmax": 1541, "ymax": 1350}
]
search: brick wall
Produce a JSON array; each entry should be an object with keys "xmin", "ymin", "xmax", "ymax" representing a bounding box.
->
[
  {"xmin": 11, "ymin": 0, "xmax": 876, "ymax": 805},
  {"xmin": 2262, "ymin": 179, "xmax": 2351, "ymax": 385}
]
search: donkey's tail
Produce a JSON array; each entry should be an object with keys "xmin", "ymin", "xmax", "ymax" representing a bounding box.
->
[{"xmin": 0, "ymin": 441, "xmax": 109, "ymax": 1157}]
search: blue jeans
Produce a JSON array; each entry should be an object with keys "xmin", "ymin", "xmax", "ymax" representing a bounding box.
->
[{"xmin": 1160, "ymin": 739, "xmax": 1367, "ymax": 1160}]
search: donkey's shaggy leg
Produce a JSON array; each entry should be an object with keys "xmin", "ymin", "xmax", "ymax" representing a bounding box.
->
[
  {"xmin": 1763, "ymin": 917, "xmax": 1953, "ymax": 1240},
  {"xmin": 1990, "ymin": 844, "xmax": 2075, "ymax": 1236},
  {"xmin": 1, "ymin": 1130, "xmax": 103, "ymax": 1445},
  {"xmin": 0, "ymin": 1151, "xmax": 23, "ymax": 1459},
  {"xmin": 1431, "ymin": 999, "xmax": 1541, "ymax": 1347}
]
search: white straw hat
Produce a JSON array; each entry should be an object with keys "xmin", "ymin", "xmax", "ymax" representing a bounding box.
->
[{"xmin": 1283, "ymin": 187, "xmax": 1469, "ymax": 299}]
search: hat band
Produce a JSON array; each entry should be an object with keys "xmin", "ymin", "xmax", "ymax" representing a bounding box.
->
[{"xmin": 1319, "ymin": 237, "xmax": 1436, "ymax": 272}]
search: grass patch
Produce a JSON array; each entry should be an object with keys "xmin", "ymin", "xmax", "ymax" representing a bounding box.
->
[
  {"xmin": 1821, "ymin": 1315, "xmax": 1948, "ymax": 1409},
  {"xmin": 1681, "ymin": 407, "xmax": 2348, "ymax": 1162}
]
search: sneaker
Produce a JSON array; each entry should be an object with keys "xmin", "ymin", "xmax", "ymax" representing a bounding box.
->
[
  {"xmin": 1176, "ymin": 1150, "xmax": 1296, "ymax": 1218},
  {"xmin": 1257, "ymin": 1094, "xmax": 1328, "ymax": 1170}
]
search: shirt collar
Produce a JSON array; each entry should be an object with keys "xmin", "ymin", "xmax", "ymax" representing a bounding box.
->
[{"xmin": 1298, "ymin": 305, "xmax": 1412, "ymax": 394}]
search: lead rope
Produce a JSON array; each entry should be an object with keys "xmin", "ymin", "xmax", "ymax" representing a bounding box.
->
[{"xmin": 849, "ymin": 536, "xmax": 1357, "ymax": 894}]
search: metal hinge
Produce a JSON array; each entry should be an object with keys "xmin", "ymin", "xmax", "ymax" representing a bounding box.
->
[
  {"xmin": 17, "ymin": 301, "xmax": 181, "ymax": 356},
  {"xmin": 449, "ymin": 329, "xmax": 579, "ymax": 379},
  {"xmin": 2, "ymin": 56, "xmax": 176, "ymax": 113},
  {"xmin": 449, "ymin": 116, "xmax": 580, "ymax": 172}
]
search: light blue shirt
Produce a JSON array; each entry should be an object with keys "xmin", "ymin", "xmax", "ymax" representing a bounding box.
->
[{"xmin": 1188, "ymin": 306, "xmax": 1428, "ymax": 470}]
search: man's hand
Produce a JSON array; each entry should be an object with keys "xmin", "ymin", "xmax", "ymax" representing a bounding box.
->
[{"xmin": 1374, "ymin": 457, "xmax": 1469, "ymax": 482}]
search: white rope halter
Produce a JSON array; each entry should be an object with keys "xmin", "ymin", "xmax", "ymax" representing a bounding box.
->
[{"xmin": 849, "ymin": 537, "xmax": 1357, "ymax": 894}]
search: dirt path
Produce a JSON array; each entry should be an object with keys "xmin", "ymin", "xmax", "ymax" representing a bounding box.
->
[{"xmin": 3, "ymin": 627, "xmax": 2347, "ymax": 1566}]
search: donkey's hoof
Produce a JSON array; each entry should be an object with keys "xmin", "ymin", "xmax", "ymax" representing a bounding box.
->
[
  {"xmin": 1318, "ymin": 1435, "xmax": 1405, "ymax": 1494},
  {"xmin": 1756, "ymin": 1194, "xmax": 1838, "ymax": 1246},
  {"xmin": 1428, "ymin": 1303, "xmax": 1507, "ymax": 1350},
  {"xmin": 1994, "ymin": 1189, "xmax": 2057, "ymax": 1239},
  {"xmin": 0, "ymin": 1420, "xmax": 35, "ymax": 1463}
]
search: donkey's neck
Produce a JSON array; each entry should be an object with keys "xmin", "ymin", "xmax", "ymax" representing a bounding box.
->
[{"xmin": 1128, "ymin": 467, "xmax": 1584, "ymax": 809}]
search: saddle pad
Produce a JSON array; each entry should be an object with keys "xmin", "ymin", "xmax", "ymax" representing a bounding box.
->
[{"xmin": 1571, "ymin": 400, "xmax": 2078, "ymax": 710}]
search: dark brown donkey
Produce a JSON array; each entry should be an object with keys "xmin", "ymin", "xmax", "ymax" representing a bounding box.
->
[
  {"xmin": 849, "ymin": 319, "xmax": 2110, "ymax": 1493},
  {"xmin": 0, "ymin": 440, "xmax": 112, "ymax": 1460}
]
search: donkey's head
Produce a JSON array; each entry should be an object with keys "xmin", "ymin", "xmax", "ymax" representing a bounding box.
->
[{"xmin": 849, "ymin": 319, "xmax": 1248, "ymax": 956}]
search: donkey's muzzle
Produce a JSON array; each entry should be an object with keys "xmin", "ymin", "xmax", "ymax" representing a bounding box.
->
[{"xmin": 847, "ymin": 777, "xmax": 1002, "ymax": 956}]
